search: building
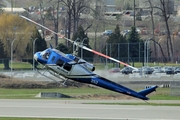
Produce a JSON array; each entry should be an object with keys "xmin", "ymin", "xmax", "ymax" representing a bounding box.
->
[
  {"xmin": 2, "ymin": 7, "xmax": 26, "ymax": 14},
  {"xmin": 138, "ymin": 0, "xmax": 175, "ymax": 14},
  {"xmin": 91, "ymin": 0, "xmax": 122, "ymax": 17}
]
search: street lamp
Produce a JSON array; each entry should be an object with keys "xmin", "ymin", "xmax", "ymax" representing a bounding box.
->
[
  {"xmin": 33, "ymin": 38, "xmax": 38, "ymax": 71},
  {"xmin": 81, "ymin": 38, "xmax": 87, "ymax": 59},
  {"xmin": 11, "ymin": 38, "xmax": 16, "ymax": 77},
  {"xmin": 144, "ymin": 38, "xmax": 152, "ymax": 67}
]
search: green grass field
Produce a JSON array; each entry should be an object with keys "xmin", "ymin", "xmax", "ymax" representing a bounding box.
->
[{"xmin": 0, "ymin": 87, "xmax": 179, "ymax": 100}]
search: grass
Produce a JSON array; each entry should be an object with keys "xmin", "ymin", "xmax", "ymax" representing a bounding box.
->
[
  {"xmin": 0, "ymin": 59, "xmax": 179, "ymax": 71},
  {"xmin": 0, "ymin": 87, "xmax": 179, "ymax": 100},
  {"xmin": 0, "ymin": 62, "xmax": 33, "ymax": 70},
  {"xmin": 0, "ymin": 87, "xmax": 116, "ymax": 99}
]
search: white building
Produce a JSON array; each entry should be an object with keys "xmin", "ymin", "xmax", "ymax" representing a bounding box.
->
[
  {"xmin": 138, "ymin": 0, "xmax": 175, "ymax": 14},
  {"xmin": 2, "ymin": 7, "xmax": 26, "ymax": 14}
]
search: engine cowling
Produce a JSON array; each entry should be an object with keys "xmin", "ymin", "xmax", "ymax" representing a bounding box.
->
[
  {"xmin": 66, "ymin": 54, "xmax": 95, "ymax": 71},
  {"xmin": 77, "ymin": 58, "xmax": 95, "ymax": 71}
]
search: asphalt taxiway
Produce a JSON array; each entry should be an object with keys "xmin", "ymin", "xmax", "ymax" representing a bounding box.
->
[{"xmin": 0, "ymin": 99, "xmax": 179, "ymax": 120}]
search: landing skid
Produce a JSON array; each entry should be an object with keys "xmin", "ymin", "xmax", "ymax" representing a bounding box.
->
[{"xmin": 35, "ymin": 69, "xmax": 67, "ymax": 86}]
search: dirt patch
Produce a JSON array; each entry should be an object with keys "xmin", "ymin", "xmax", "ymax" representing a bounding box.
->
[
  {"xmin": 0, "ymin": 74, "xmax": 84, "ymax": 88},
  {"xmin": 0, "ymin": 75, "xmax": 136, "ymax": 99},
  {"xmin": 74, "ymin": 94, "xmax": 134, "ymax": 100}
]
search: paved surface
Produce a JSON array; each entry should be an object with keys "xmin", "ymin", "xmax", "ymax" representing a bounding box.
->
[
  {"xmin": 1, "ymin": 71, "xmax": 180, "ymax": 82},
  {"xmin": 0, "ymin": 99, "xmax": 179, "ymax": 120}
]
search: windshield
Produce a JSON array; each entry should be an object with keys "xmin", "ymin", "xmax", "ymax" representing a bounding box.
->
[{"xmin": 40, "ymin": 50, "xmax": 50, "ymax": 60}]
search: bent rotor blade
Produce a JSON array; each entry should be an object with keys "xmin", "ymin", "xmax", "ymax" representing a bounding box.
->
[
  {"xmin": 81, "ymin": 46, "xmax": 137, "ymax": 70},
  {"xmin": 20, "ymin": 15, "xmax": 138, "ymax": 70}
]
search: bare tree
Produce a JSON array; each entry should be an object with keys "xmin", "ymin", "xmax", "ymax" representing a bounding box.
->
[
  {"xmin": 72, "ymin": 0, "xmax": 90, "ymax": 33},
  {"xmin": 38, "ymin": 0, "xmax": 45, "ymax": 38},
  {"xmin": 60, "ymin": 0, "xmax": 73, "ymax": 47},
  {"xmin": 155, "ymin": 0, "xmax": 173, "ymax": 62},
  {"xmin": 147, "ymin": 0, "xmax": 157, "ymax": 61},
  {"xmin": 143, "ymin": 0, "xmax": 173, "ymax": 62},
  {"xmin": 51, "ymin": 0, "xmax": 61, "ymax": 47},
  {"xmin": 60, "ymin": 0, "xmax": 91, "ymax": 47},
  {"xmin": 150, "ymin": 39, "xmax": 167, "ymax": 63}
]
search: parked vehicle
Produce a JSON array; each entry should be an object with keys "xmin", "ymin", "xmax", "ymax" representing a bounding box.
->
[
  {"xmin": 109, "ymin": 68, "xmax": 121, "ymax": 73},
  {"xmin": 161, "ymin": 66, "xmax": 170, "ymax": 73},
  {"xmin": 152, "ymin": 66, "xmax": 163, "ymax": 73},
  {"xmin": 174, "ymin": 67, "xmax": 180, "ymax": 74},
  {"xmin": 132, "ymin": 68, "xmax": 142, "ymax": 73},
  {"xmin": 143, "ymin": 67, "xmax": 154, "ymax": 74},
  {"xmin": 102, "ymin": 30, "xmax": 113, "ymax": 36},
  {"xmin": 121, "ymin": 67, "xmax": 133, "ymax": 74},
  {"xmin": 165, "ymin": 67, "xmax": 174, "ymax": 74}
]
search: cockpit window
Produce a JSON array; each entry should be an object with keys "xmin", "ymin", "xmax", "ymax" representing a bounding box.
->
[
  {"xmin": 63, "ymin": 63, "xmax": 72, "ymax": 71},
  {"xmin": 40, "ymin": 50, "xmax": 50, "ymax": 60},
  {"xmin": 56, "ymin": 59, "xmax": 64, "ymax": 67}
]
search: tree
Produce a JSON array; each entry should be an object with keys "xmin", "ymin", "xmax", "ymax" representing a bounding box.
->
[
  {"xmin": 72, "ymin": 25, "xmax": 93, "ymax": 62},
  {"xmin": 0, "ymin": 13, "xmax": 35, "ymax": 69},
  {"xmin": 31, "ymin": 28, "xmax": 47, "ymax": 52},
  {"xmin": 106, "ymin": 25, "xmax": 127, "ymax": 59},
  {"xmin": 147, "ymin": 0, "xmax": 157, "ymax": 62},
  {"xmin": 71, "ymin": 0, "xmax": 90, "ymax": 33},
  {"xmin": 60, "ymin": 0, "xmax": 91, "ymax": 46},
  {"xmin": 56, "ymin": 43, "xmax": 70, "ymax": 54},
  {"xmin": 127, "ymin": 26, "xmax": 143, "ymax": 66},
  {"xmin": 22, "ymin": 28, "xmax": 47, "ymax": 68},
  {"xmin": 38, "ymin": 0, "xmax": 45, "ymax": 38},
  {"xmin": 0, "ymin": 39, "xmax": 8, "ymax": 69},
  {"xmin": 136, "ymin": 11, "xmax": 142, "ymax": 21},
  {"xmin": 153, "ymin": 0, "xmax": 173, "ymax": 62},
  {"xmin": 51, "ymin": 0, "xmax": 61, "ymax": 47},
  {"xmin": 0, "ymin": 40, "xmax": 5, "ymax": 58}
]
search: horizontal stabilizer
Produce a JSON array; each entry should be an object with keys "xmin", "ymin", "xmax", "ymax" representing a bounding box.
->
[{"xmin": 138, "ymin": 85, "xmax": 158, "ymax": 97}]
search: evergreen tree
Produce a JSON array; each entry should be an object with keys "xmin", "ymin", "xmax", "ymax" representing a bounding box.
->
[
  {"xmin": 56, "ymin": 43, "xmax": 69, "ymax": 54},
  {"xmin": 72, "ymin": 25, "xmax": 94, "ymax": 62},
  {"xmin": 136, "ymin": 12, "xmax": 142, "ymax": 21},
  {"xmin": 106, "ymin": 25, "xmax": 127, "ymax": 59},
  {"xmin": 0, "ymin": 39, "xmax": 5, "ymax": 58},
  {"xmin": 23, "ymin": 28, "xmax": 47, "ymax": 67},
  {"xmin": 0, "ymin": 39, "xmax": 8, "ymax": 69},
  {"xmin": 31, "ymin": 28, "xmax": 47, "ymax": 52},
  {"xmin": 127, "ymin": 26, "xmax": 143, "ymax": 64},
  {"xmin": 26, "ymin": 28, "xmax": 47, "ymax": 58}
]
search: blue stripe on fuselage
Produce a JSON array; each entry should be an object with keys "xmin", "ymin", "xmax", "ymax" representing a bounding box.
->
[{"xmin": 70, "ymin": 75, "xmax": 148, "ymax": 100}]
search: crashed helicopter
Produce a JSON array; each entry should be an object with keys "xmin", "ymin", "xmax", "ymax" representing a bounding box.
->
[{"xmin": 21, "ymin": 15, "xmax": 158, "ymax": 100}]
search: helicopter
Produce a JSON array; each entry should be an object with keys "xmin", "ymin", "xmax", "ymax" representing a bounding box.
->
[{"xmin": 21, "ymin": 15, "xmax": 158, "ymax": 100}]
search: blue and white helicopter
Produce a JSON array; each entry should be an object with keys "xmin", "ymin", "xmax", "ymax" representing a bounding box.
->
[{"xmin": 21, "ymin": 16, "xmax": 158, "ymax": 100}]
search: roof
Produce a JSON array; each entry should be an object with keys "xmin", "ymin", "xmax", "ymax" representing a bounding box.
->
[{"xmin": 2, "ymin": 8, "xmax": 26, "ymax": 13}]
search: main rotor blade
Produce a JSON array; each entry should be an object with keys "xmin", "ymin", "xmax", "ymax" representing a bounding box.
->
[
  {"xmin": 20, "ymin": 15, "xmax": 138, "ymax": 70},
  {"xmin": 81, "ymin": 46, "xmax": 137, "ymax": 70}
]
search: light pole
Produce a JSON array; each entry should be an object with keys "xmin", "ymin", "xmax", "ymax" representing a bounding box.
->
[
  {"xmin": 81, "ymin": 38, "xmax": 87, "ymax": 59},
  {"xmin": 144, "ymin": 38, "xmax": 152, "ymax": 67},
  {"xmin": 11, "ymin": 38, "xmax": 16, "ymax": 77},
  {"xmin": 33, "ymin": 38, "xmax": 38, "ymax": 71}
]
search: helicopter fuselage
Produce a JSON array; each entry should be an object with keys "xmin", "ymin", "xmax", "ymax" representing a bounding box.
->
[{"xmin": 34, "ymin": 48, "xmax": 157, "ymax": 100}]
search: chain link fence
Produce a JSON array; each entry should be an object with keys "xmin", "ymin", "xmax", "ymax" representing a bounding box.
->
[{"xmin": 170, "ymin": 81, "xmax": 180, "ymax": 96}]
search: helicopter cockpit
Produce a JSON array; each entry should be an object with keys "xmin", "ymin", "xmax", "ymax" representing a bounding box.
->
[{"xmin": 40, "ymin": 49, "xmax": 50, "ymax": 60}]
